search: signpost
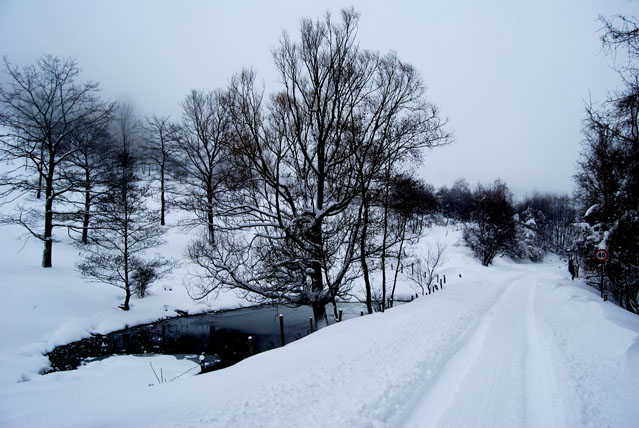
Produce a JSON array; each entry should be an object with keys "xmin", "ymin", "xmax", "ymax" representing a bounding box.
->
[
  {"xmin": 595, "ymin": 248, "xmax": 609, "ymax": 299},
  {"xmin": 595, "ymin": 248, "xmax": 609, "ymax": 263}
]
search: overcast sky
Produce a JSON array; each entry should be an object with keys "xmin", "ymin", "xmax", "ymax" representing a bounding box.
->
[{"xmin": 1, "ymin": 0, "xmax": 637, "ymax": 197}]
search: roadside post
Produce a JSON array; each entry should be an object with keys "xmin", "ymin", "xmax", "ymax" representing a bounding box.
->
[{"xmin": 595, "ymin": 248, "xmax": 609, "ymax": 299}]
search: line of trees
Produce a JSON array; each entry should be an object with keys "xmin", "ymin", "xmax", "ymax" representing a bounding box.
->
[
  {"xmin": 0, "ymin": 55, "xmax": 112, "ymax": 267},
  {"xmin": 0, "ymin": 9, "xmax": 450, "ymax": 318},
  {"xmin": 6, "ymin": 9, "xmax": 630, "ymax": 317},
  {"xmin": 573, "ymin": 15, "xmax": 639, "ymax": 313},
  {"xmin": 0, "ymin": 56, "xmax": 177, "ymax": 309}
]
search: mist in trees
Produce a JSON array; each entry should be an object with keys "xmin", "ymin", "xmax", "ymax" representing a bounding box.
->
[
  {"xmin": 67, "ymin": 120, "xmax": 112, "ymax": 245},
  {"xmin": 437, "ymin": 179, "xmax": 473, "ymax": 222},
  {"xmin": 144, "ymin": 115, "xmax": 178, "ymax": 227},
  {"xmin": 76, "ymin": 101, "xmax": 174, "ymax": 310}
]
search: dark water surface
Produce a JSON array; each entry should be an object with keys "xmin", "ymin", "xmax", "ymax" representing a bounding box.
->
[{"xmin": 46, "ymin": 302, "xmax": 373, "ymax": 373}]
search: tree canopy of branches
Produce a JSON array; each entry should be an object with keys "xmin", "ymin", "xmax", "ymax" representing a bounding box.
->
[
  {"xmin": 171, "ymin": 90, "xmax": 233, "ymax": 243},
  {"xmin": 0, "ymin": 55, "xmax": 111, "ymax": 267},
  {"xmin": 187, "ymin": 9, "xmax": 449, "ymax": 323},
  {"xmin": 574, "ymin": 15, "xmax": 639, "ymax": 312},
  {"xmin": 463, "ymin": 180, "xmax": 516, "ymax": 266}
]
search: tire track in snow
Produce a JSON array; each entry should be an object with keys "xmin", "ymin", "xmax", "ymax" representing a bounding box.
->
[
  {"xmin": 404, "ymin": 268, "xmax": 558, "ymax": 427},
  {"xmin": 402, "ymin": 275, "xmax": 516, "ymax": 427},
  {"xmin": 524, "ymin": 278, "xmax": 566, "ymax": 427}
]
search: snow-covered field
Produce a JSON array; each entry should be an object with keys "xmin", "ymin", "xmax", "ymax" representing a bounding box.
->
[{"xmin": 1, "ymin": 221, "xmax": 638, "ymax": 427}]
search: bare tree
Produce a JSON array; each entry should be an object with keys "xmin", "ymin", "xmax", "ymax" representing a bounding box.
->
[
  {"xmin": 172, "ymin": 90, "xmax": 232, "ymax": 243},
  {"xmin": 187, "ymin": 9, "xmax": 449, "ymax": 324},
  {"xmin": 0, "ymin": 55, "xmax": 111, "ymax": 267}
]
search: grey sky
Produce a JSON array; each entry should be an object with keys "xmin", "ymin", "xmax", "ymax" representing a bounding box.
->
[{"xmin": 1, "ymin": 0, "xmax": 637, "ymax": 197}]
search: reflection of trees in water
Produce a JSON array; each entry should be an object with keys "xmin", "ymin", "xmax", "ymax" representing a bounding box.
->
[{"xmin": 47, "ymin": 302, "xmax": 371, "ymax": 374}]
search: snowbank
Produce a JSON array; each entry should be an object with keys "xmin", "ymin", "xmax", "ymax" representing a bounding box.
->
[{"xmin": 1, "ymin": 221, "xmax": 638, "ymax": 427}]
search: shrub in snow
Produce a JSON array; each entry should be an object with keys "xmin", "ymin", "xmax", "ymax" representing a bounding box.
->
[{"xmin": 463, "ymin": 180, "xmax": 516, "ymax": 266}]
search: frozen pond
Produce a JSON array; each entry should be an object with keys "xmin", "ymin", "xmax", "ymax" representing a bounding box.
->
[{"xmin": 46, "ymin": 301, "xmax": 378, "ymax": 373}]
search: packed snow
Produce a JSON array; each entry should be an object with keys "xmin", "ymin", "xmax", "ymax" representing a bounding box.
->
[{"xmin": 0, "ymin": 221, "xmax": 638, "ymax": 427}]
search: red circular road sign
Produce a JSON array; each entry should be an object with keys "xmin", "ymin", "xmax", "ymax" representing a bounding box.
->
[{"xmin": 595, "ymin": 248, "xmax": 609, "ymax": 262}]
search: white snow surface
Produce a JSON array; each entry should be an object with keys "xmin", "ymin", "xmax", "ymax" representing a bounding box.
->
[{"xmin": 1, "ymin": 221, "xmax": 638, "ymax": 427}]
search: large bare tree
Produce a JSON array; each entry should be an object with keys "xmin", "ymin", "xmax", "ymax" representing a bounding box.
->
[
  {"xmin": 187, "ymin": 9, "xmax": 448, "ymax": 323},
  {"xmin": 0, "ymin": 55, "xmax": 111, "ymax": 267}
]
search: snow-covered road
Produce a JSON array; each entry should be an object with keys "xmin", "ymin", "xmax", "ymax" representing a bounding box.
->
[
  {"xmin": 404, "ymin": 261, "xmax": 638, "ymax": 428},
  {"xmin": 1, "ymin": 255, "xmax": 638, "ymax": 427},
  {"xmin": 405, "ymin": 270, "xmax": 564, "ymax": 427}
]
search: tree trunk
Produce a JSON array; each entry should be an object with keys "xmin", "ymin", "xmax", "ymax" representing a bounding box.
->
[
  {"xmin": 390, "ymin": 216, "xmax": 407, "ymax": 305},
  {"xmin": 360, "ymin": 202, "xmax": 373, "ymax": 314},
  {"xmin": 160, "ymin": 163, "xmax": 165, "ymax": 226},
  {"xmin": 207, "ymin": 192, "xmax": 214, "ymax": 244},
  {"xmin": 36, "ymin": 146, "xmax": 44, "ymax": 199},
  {"xmin": 82, "ymin": 192, "xmax": 90, "ymax": 244},
  {"xmin": 42, "ymin": 169, "xmax": 54, "ymax": 268},
  {"xmin": 42, "ymin": 197, "xmax": 53, "ymax": 268},
  {"xmin": 82, "ymin": 170, "xmax": 91, "ymax": 244},
  {"xmin": 122, "ymin": 286, "xmax": 131, "ymax": 311},
  {"xmin": 380, "ymin": 165, "xmax": 391, "ymax": 311},
  {"xmin": 36, "ymin": 174, "xmax": 42, "ymax": 199},
  {"xmin": 311, "ymin": 300, "xmax": 327, "ymax": 326},
  {"xmin": 122, "ymin": 160, "xmax": 131, "ymax": 310},
  {"xmin": 308, "ymin": 214, "xmax": 326, "ymax": 325}
]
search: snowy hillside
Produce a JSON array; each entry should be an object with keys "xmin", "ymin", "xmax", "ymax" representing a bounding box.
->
[{"xmin": 1, "ymin": 222, "xmax": 638, "ymax": 427}]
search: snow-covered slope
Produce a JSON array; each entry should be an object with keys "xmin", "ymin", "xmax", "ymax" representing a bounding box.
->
[
  {"xmin": 1, "ymin": 222, "xmax": 638, "ymax": 427},
  {"xmin": 0, "ymin": 217, "xmax": 246, "ymax": 386}
]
